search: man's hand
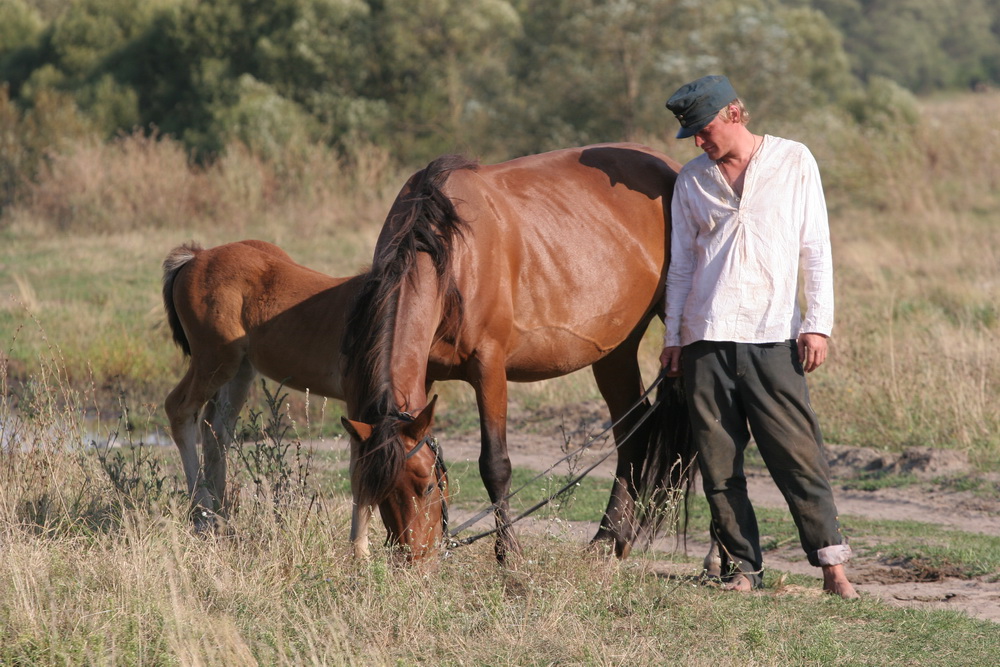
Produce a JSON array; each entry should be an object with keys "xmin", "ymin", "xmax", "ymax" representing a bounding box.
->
[
  {"xmin": 797, "ymin": 332, "xmax": 828, "ymax": 373},
  {"xmin": 660, "ymin": 346, "xmax": 682, "ymax": 377}
]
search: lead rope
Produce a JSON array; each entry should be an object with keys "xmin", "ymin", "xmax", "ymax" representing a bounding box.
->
[{"xmin": 444, "ymin": 369, "xmax": 669, "ymax": 549}]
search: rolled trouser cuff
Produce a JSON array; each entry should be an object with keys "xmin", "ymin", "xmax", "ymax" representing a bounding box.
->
[{"xmin": 810, "ymin": 543, "xmax": 853, "ymax": 567}]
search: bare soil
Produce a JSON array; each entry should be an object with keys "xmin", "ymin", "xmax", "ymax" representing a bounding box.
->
[{"xmin": 439, "ymin": 399, "xmax": 1000, "ymax": 624}]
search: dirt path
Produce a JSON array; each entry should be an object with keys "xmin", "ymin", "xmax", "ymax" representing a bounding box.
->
[{"xmin": 437, "ymin": 400, "xmax": 1000, "ymax": 624}]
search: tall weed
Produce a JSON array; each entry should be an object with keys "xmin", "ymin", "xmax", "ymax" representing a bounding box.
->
[{"xmin": 228, "ymin": 381, "xmax": 318, "ymax": 521}]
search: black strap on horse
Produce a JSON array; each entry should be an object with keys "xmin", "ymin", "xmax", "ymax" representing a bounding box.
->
[
  {"xmin": 403, "ymin": 433, "xmax": 450, "ymax": 536},
  {"xmin": 444, "ymin": 368, "xmax": 670, "ymax": 550}
]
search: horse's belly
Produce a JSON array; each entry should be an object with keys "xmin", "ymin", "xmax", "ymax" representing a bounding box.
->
[
  {"xmin": 252, "ymin": 354, "xmax": 345, "ymax": 400},
  {"xmin": 503, "ymin": 319, "xmax": 635, "ymax": 380}
]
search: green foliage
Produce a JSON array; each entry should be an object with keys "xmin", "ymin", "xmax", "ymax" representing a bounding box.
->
[
  {"xmin": 506, "ymin": 0, "xmax": 700, "ymax": 152},
  {"xmin": 48, "ymin": 0, "xmax": 158, "ymax": 77},
  {"xmin": 806, "ymin": 0, "xmax": 1000, "ymax": 91},
  {"xmin": 0, "ymin": 0, "xmax": 43, "ymax": 59},
  {"xmin": 366, "ymin": 0, "xmax": 522, "ymax": 158},
  {"xmin": 209, "ymin": 73, "xmax": 320, "ymax": 159},
  {"xmin": 4, "ymin": 0, "xmax": 998, "ymax": 180},
  {"xmin": 229, "ymin": 380, "xmax": 318, "ymax": 515},
  {"xmin": 844, "ymin": 74, "xmax": 921, "ymax": 129}
]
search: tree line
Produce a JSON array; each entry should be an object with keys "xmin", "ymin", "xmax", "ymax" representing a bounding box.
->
[{"xmin": 1, "ymin": 0, "xmax": 997, "ymax": 210}]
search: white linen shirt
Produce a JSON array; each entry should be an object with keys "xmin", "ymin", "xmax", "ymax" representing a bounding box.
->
[{"xmin": 664, "ymin": 135, "xmax": 834, "ymax": 348}]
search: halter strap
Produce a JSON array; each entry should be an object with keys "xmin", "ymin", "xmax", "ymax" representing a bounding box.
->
[{"xmin": 400, "ymin": 433, "xmax": 449, "ymax": 536}]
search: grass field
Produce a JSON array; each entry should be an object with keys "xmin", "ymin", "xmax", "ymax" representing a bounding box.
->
[
  {"xmin": 3, "ymin": 93, "xmax": 999, "ymax": 464},
  {"xmin": 1, "ymin": 395, "xmax": 998, "ymax": 666},
  {"xmin": 2, "ymin": 92, "xmax": 1000, "ymax": 663}
]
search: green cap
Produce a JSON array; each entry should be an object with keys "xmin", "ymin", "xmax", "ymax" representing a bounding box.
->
[{"xmin": 665, "ymin": 75, "xmax": 738, "ymax": 138}]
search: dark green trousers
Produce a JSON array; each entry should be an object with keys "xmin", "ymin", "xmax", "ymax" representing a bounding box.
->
[{"xmin": 682, "ymin": 340, "xmax": 851, "ymax": 588}]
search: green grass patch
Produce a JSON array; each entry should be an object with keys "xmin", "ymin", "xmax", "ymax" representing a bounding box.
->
[
  {"xmin": 841, "ymin": 470, "xmax": 922, "ymax": 491},
  {"xmin": 444, "ymin": 460, "xmax": 614, "ymax": 524}
]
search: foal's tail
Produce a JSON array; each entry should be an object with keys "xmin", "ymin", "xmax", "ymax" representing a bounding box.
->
[
  {"xmin": 161, "ymin": 243, "xmax": 202, "ymax": 357},
  {"xmin": 633, "ymin": 375, "xmax": 697, "ymax": 548}
]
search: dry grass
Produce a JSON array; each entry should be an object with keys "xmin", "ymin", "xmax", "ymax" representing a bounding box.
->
[
  {"xmin": 804, "ymin": 93, "xmax": 1000, "ymax": 463},
  {"xmin": 1, "ymin": 309, "xmax": 998, "ymax": 664},
  {"xmin": 1, "ymin": 377, "xmax": 998, "ymax": 665}
]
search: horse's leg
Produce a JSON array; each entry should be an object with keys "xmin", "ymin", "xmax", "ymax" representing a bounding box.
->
[
  {"xmin": 590, "ymin": 336, "xmax": 650, "ymax": 558},
  {"xmin": 166, "ymin": 341, "xmax": 248, "ymax": 528},
  {"xmin": 165, "ymin": 367, "xmax": 215, "ymax": 513},
  {"xmin": 469, "ymin": 349, "xmax": 520, "ymax": 563},
  {"xmin": 165, "ymin": 361, "xmax": 243, "ymax": 517},
  {"xmin": 200, "ymin": 357, "xmax": 256, "ymax": 516}
]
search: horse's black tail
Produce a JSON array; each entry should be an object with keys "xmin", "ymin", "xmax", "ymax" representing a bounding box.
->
[
  {"xmin": 161, "ymin": 243, "xmax": 201, "ymax": 357},
  {"xmin": 632, "ymin": 375, "xmax": 697, "ymax": 549}
]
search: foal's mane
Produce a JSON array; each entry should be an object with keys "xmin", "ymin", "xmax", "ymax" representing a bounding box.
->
[{"xmin": 343, "ymin": 154, "xmax": 477, "ymax": 503}]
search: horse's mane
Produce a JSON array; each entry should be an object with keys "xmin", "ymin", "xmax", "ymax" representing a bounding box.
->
[
  {"xmin": 161, "ymin": 242, "xmax": 202, "ymax": 357},
  {"xmin": 343, "ymin": 154, "xmax": 477, "ymax": 504}
]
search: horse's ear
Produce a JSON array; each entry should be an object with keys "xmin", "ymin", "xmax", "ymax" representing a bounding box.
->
[
  {"xmin": 402, "ymin": 395, "xmax": 438, "ymax": 439},
  {"xmin": 341, "ymin": 417, "xmax": 374, "ymax": 442}
]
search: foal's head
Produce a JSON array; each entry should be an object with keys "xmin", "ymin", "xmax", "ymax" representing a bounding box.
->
[{"xmin": 342, "ymin": 397, "xmax": 449, "ymax": 559}]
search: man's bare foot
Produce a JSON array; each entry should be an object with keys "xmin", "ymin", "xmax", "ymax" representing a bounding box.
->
[
  {"xmin": 822, "ymin": 564, "xmax": 860, "ymax": 599},
  {"xmin": 721, "ymin": 574, "xmax": 754, "ymax": 592}
]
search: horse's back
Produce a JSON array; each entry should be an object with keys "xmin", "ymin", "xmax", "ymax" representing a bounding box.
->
[
  {"xmin": 448, "ymin": 143, "xmax": 676, "ymax": 255},
  {"xmin": 169, "ymin": 240, "xmax": 357, "ymax": 399},
  {"xmin": 469, "ymin": 143, "xmax": 678, "ymax": 203},
  {"xmin": 170, "ymin": 240, "xmax": 344, "ymax": 343},
  {"xmin": 438, "ymin": 144, "xmax": 678, "ymax": 374},
  {"xmin": 235, "ymin": 239, "xmax": 295, "ymax": 262}
]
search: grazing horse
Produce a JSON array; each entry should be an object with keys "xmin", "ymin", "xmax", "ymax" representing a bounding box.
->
[
  {"xmin": 341, "ymin": 143, "xmax": 694, "ymax": 562},
  {"xmin": 161, "ymin": 240, "xmax": 448, "ymax": 547}
]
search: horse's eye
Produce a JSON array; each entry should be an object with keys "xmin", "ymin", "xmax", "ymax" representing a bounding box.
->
[{"xmin": 425, "ymin": 483, "xmax": 437, "ymax": 496}]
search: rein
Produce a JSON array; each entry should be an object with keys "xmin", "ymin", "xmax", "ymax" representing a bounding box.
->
[{"xmin": 444, "ymin": 369, "xmax": 669, "ymax": 550}]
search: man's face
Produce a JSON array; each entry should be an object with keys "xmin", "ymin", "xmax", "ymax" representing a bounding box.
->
[{"xmin": 693, "ymin": 107, "xmax": 738, "ymax": 160}]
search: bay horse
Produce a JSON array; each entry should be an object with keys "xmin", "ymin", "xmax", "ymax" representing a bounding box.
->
[
  {"xmin": 161, "ymin": 240, "xmax": 448, "ymax": 550},
  {"xmin": 341, "ymin": 143, "xmax": 694, "ymax": 562}
]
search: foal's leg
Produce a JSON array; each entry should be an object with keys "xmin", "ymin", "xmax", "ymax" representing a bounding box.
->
[
  {"xmin": 165, "ymin": 345, "xmax": 246, "ymax": 523},
  {"xmin": 165, "ymin": 363, "xmax": 239, "ymax": 515},
  {"xmin": 200, "ymin": 357, "xmax": 256, "ymax": 514},
  {"xmin": 590, "ymin": 337, "xmax": 650, "ymax": 558},
  {"xmin": 469, "ymin": 349, "xmax": 521, "ymax": 563}
]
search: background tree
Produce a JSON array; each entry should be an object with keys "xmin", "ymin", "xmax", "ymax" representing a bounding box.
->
[
  {"xmin": 365, "ymin": 0, "xmax": 522, "ymax": 160},
  {"xmin": 805, "ymin": 0, "xmax": 1000, "ymax": 91},
  {"xmin": 0, "ymin": 0, "xmax": 997, "ymax": 182}
]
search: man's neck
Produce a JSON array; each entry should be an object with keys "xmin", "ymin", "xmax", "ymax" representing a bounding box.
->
[{"xmin": 717, "ymin": 129, "xmax": 759, "ymax": 166}]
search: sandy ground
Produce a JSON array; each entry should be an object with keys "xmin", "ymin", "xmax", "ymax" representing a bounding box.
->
[{"xmin": 434, "ymin": 399, "xmax": 1000, "ymax": 624}]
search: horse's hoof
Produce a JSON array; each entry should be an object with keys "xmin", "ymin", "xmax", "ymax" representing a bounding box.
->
[
  {"xmin": 191, "ymin": 507, "xmax": 227, "ymax": 535},
  {"xmin": 587, "ymin": 531, "xmax": 631, "ymax": 559},
  {"xmin": 494, "ymin": 537, "xmax": 523, "ymax": 566},
  {"xmin": 585, "ymin": 536, "xmax": 616, "ymax": 558}
]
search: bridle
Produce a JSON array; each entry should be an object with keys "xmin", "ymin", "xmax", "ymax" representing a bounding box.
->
[
  {"xmin": 402, "ymin": 425, "xmax": 449, "ymax": 537},
  {"xmin": 395, "ymin": 369, "xmax": 673, "ymax": 553}
]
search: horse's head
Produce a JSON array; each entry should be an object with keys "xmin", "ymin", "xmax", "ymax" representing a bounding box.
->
[{"xmin": 342, "ymin": 396, "xmax": 449, "ymax": 560}]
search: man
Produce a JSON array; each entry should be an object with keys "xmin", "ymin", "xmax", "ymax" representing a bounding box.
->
[{"xmin": 660, "ymin": 75, "xmax": 858, "ymax": 598}]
